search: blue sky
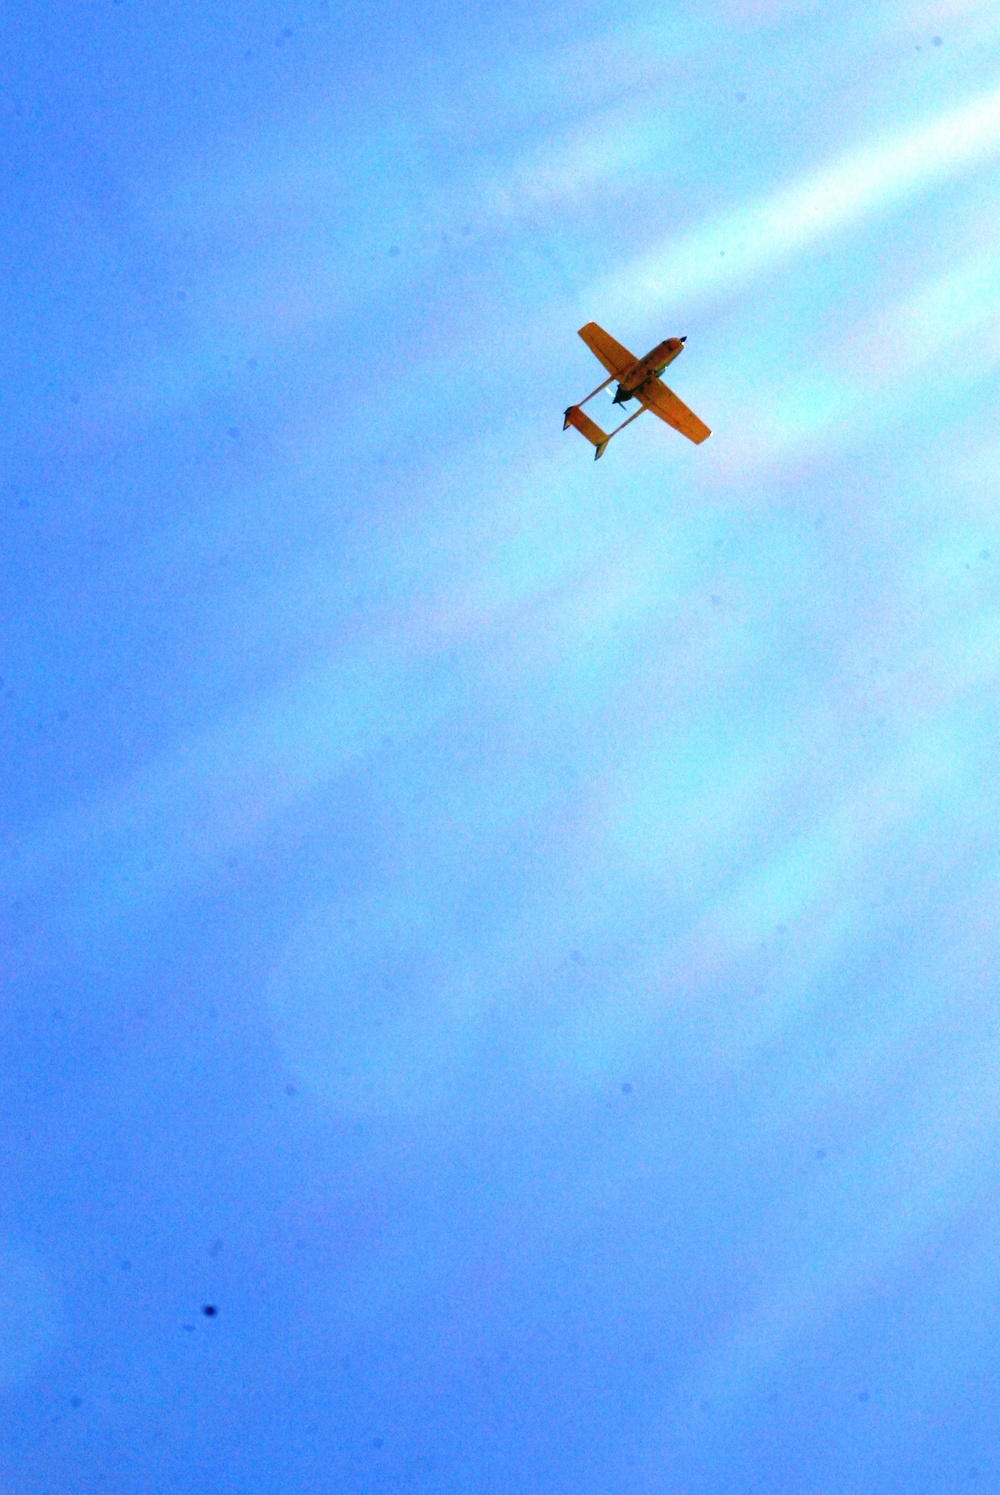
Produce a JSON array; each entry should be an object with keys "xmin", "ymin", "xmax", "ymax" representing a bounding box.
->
[{"xmin": 4, "ymin": 1, "xmax": 1000, "ymax": 1490}]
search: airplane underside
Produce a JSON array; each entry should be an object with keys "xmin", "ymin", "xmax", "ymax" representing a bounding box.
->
[{"xmin": 564, "ymin": 322, "xmax": 711, "ymax": 458}]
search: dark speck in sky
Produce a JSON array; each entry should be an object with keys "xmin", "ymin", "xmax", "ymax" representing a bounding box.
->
[
  {"xmin": 621, "ymin": 1082, "xmax": 633, "ymax": 1094},
  {"xmin": 71, "ymin": 1396, "xmax": 82, "ymax": 1408},
  {"xmin": 858, "ymin": 1389, "xmax": 870, "ymax": 1402},
  {"xmin": 933, "ymin": 35, "xmax": 942, "ymax": 45},
  {"xmin": 228, "ymin": 427, "xmax": 240, "ymax": 439},
  {"xmin": 202, "ymin": 1304, "xmax": 218, "ymax": 1317}
]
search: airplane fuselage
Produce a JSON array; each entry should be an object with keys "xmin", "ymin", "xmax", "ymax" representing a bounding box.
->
[{"xmin": 613, "ymin": 337, "xmax": 685, "ymax": 404}]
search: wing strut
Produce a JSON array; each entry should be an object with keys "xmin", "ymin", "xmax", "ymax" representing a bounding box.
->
[
  {"xmin": 605, "ymin": 404, "xmax": 645, "ymax": 445},
  {"xmin": 577, "ymin": 374, "xmax": 614, "ymax": 408}
]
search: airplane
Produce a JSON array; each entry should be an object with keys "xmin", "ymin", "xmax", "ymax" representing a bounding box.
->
[{"xmin": 564, "ymin": 322, "xmax": 711, "ymax": 459}]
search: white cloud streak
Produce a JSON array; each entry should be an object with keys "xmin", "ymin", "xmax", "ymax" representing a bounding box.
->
[{"xmin": 594, "ymin": 82, "xmax": 1000, "ymax": 324}]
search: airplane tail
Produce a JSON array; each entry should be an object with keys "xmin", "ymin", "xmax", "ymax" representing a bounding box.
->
[{"xmin": 563, "ymin": 405, "xmax": 610, "ymax": 460}]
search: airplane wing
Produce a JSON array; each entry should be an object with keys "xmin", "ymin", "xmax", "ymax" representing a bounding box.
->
[
  {"xmin": 578, "ymin": 322, "xmax": 636, "ymax": 378},
  {"xmin": 639, "ymin": 377, "xmax": 711, "ymax": 444}
]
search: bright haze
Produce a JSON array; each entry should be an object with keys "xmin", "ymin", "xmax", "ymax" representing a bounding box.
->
[{"xmin": 3, "ymin": 1, "xmax": 999, "ymax": 1490}]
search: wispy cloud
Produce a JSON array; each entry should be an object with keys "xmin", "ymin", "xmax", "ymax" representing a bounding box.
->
[{"xmin": 593, "ymin": 82, "xmax": 1000, "ymax": 324}]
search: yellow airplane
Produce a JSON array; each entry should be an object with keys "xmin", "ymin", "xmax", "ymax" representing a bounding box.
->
[{"xmin": 564, "ymin": 322, "xmax": 711, "ymax": 459}]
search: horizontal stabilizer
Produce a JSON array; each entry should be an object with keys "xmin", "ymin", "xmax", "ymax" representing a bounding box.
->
[{"xmin": 564, "ymin": 405, "xmax": 610, "ymax": 459}]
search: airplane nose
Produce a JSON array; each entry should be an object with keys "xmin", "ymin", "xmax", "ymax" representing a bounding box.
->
[{"xmin": 680, "ymin": 335, "xmax": 687, "ymax": 343}]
